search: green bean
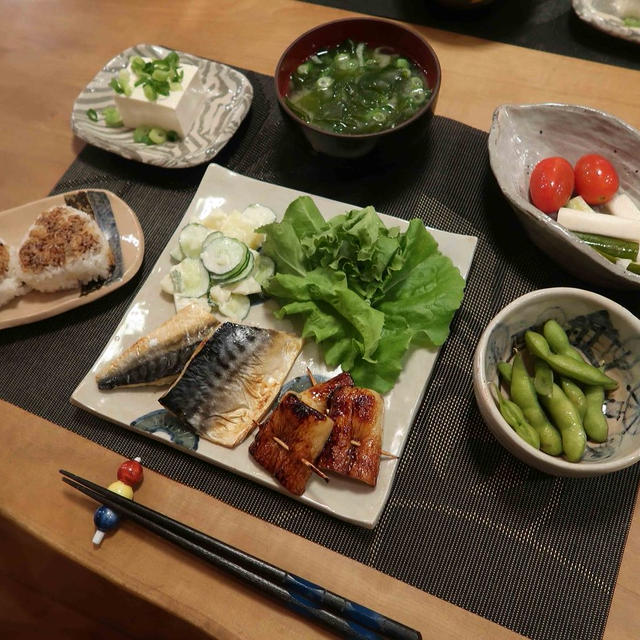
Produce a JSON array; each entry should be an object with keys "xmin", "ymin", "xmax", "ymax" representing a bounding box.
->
[
  {"xmin": 525, "ymin": 331, "xmax": 618, "ymax": 390},
  {"xmin": 533, "ymin": 358, "xmax": 553, "ymax": 399},
  {"xmin": 539, "ymin": 383, "xmax": 587, "ymax": 462},
  {"xmin": 560, "ymin": 377, "xmax": 587, "ymax": 420},
  {"xmin": 583, "ymin": 385, "xmax": 608, "ymax": 443},
  {"xmin": 497, "ymin": 361, "xmax": 512, "ymax": 384},
  {"xmin": 510, "ymin": 353, "xmax": 563, "ymax": 456},
  {"xmin": 492, "ymin": 384, "xmax": 541, "ymax": 450}
]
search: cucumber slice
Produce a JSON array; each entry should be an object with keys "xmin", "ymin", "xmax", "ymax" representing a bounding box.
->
[
  {"xmin": 225, "ymin": 276, "xmax": 262, "ymax": 296},
  {"xmin": 170, "ymin": 258, "xmax": 210, "ymax": 298},
  {"xmin": 217, "ymin": 251, "xmax": 254, "ymax": 284},
  {"xmin": 179, "ymin": 223, "xmax": 212, "ymax": 259},
  {"xmin": 219, "ymin": 294, "xmax": 251, "ymax": 322},
  {"xmin": 170, "ymin": 244, "xmax": 184, "ymax": 262},
  {"xmin": 242, "ymin": 204, "xmax": 277, "ymax": 229},
  {"xmin": 201, "ymin": 236, "xmax": 248, "ymax": 276},
  {"xmin": 252, "ymin": 254, "xmax": 275, "ymax": 285},
  {"xmin": 201, "ymin": 231, "xmax": 223, "ymax": 250},
  {"xmin": 208, "ymin": 284, "xmax": 231, "ymax": 309}
]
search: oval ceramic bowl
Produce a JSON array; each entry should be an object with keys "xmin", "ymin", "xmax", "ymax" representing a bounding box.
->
[
  {"xmin": 573, "ymin": 0, "xmax": 640, "ymax": 44},
  {"xmin": 489, "ymin": 103, "xmax": 640, "ymax": 290},
  {"xmin": 473, "ymin": 287, "xmax": 640, "ymax": 477},
  {"xmin": 274, "ymin": 18, "xmax": 441, "ymax": 159}
]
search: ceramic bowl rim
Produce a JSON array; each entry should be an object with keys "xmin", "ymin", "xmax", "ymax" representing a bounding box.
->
[
  {"xmin": 473, "ymin": 286, "xmax": 640, "ymax": 477},
  {"xmin": 487, "ymin": 102, "xmax": 640, "ymax": 288},
  {"xmin": 273, "ymin": 16, "xmax": 442, "ymax": 141}
]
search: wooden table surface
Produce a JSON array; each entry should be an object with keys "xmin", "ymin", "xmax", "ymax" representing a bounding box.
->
[{"xmin": 1, "ymin": 1, "xmax": 639, "ymax": 638}]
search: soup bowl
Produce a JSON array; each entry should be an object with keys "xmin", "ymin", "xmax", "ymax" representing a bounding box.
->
[{"xmin": 274, "ymin": 17, "xmax": 441, "ymax": 159}]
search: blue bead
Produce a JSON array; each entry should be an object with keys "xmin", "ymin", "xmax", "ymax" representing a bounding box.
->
[{"xmin": 93, "ymin": 505, "xmax": 120, "ymax": 531}]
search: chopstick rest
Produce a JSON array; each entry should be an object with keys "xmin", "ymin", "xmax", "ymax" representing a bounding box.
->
[
  {"xmin": 60, "ymin": 469, "xmax": 421, "ymax": 640},
  {"xmin": 91, "ymin": 457, "xmax": 143, "ymax": 545}
]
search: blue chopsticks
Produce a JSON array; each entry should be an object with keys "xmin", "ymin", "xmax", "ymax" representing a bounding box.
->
[{"xmin": 60, "ymin": 469, "xmax": 420, "ymax": 640}]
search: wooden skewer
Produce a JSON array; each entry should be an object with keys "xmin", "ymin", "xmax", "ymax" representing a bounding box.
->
[
  {"xmin": 349, "ymin": 439, "xmax": 398, "ymax": 459},
  {"xmin": 272, "ymin": 436, "xmax": 329, "ymax": 482},
  {"xmin": 302, "ymin": 459, "xmax": 330, "ymax": 483},
  {"xmin": 272, "ymin": 436, "xmax": 289, "ymax": 451},
  {"xmin": 306, "ymin": 367, "xmax": 317, "ymax": 386}
]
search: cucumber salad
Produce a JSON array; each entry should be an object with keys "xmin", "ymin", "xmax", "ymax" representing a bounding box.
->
[{"xmin": 161, "ymin": 204, "xmax": 276, "ymax": 322}]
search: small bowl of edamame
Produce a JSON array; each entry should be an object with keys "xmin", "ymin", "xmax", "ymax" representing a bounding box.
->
[{"xmin": 473, "ymin": 287, "xmax": 640, "ymax": 477}]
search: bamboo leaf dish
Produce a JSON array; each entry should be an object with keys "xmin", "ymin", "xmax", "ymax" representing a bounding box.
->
[
  {"xmin": 488, "ymin": 103, "xmax": 640, "ymax": 290},
  {"xmin": 473, "ymin": 287, "xmax": 640, "ymax": 477},
  {"xmin": 573, "ymin": 0, "xmax": 640, "ymax": 44}
]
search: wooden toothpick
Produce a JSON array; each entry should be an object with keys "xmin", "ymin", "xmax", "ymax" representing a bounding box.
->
[
  {"xmin": 306, "ymin": 367, "xmax": 317, "ymax": 386},
  {"xmin": 302, "ymin": 458, "xmax": 329, "ymax": 482},
  {"xmin": 349, "ymin": 438, "xmax": 398, "ymax": 459},
  {"xmin": 272, "ymin": 436, "xmax": 289, "ymax": 451}
]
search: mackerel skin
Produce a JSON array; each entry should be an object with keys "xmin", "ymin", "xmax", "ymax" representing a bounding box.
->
[{"xmin": 159, "ymin": 322, "xmax": 302, "ymax": 447}]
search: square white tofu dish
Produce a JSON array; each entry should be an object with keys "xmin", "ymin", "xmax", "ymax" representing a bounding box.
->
[
  {"xmin": 71, "ymin": 44, "xmax": 253, "ymax": 168},
  {"xmin": 114, "ymin": 59, "xmax": 205, "ymax": 138}
]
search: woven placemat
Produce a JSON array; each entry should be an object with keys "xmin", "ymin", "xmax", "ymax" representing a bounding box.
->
[
  {"xmin": 1, "ymin": 69, "xmax": 639, "ymax": 640},
  {"xmin": 302, "ymin": 0, "xmax": 640, "ymax": 71}
]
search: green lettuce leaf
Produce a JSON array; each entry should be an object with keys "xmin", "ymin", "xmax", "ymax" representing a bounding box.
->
[{"xmin": 261, "ymin": 196, "xmax": 466, "ymax": 393}]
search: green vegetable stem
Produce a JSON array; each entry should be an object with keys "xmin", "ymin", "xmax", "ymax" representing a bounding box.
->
[
  {"xmin": 510, "ymin": 353, "xmax": 563, "ymax": 456},
  {"xmin": 492, "ymin": 384, "xmax": 540, "ymax": 450},
  {"xmin": 525, "ymin": 330, "xmax": 618, "ymax": 390},
  {"xmin": 539, "ymin": 383, "xmax": 587, "ymax": 463}
]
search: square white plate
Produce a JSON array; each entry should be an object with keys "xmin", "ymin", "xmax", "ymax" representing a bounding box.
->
[
  {"xmin": 71, "ymin": 44, "xmax": 253, "ymax": 168},
  {"xmin": 71, "ymin": 165, "xmax": 478, "ymax": 528}
]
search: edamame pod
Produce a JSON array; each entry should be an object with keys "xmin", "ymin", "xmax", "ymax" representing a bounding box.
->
[
  {"xmin": 560, "ymin": 377, "xmax": 587, "ymax": 420},
  {"xmin": 511, "ymin": 353, "xmax": 563, "ymax": 456},
  {"xmin": 497, "ymin": 361, "xmax": 513, "ymax": 384},
  {"xmin": 543, "ymin": 320, "xmax": 582, "ymax": 362},
  {"xmin": 492, "ymin": 384, "xmax": 541, "ymax": 450},
  {"xmin": 539, "ymin": 383, "xmax": 587, "ymax": 462},
  {"xmin": 544, "ymin": 320, "xmax": 609, "ymax": 442},
  {"xmin": 534, "ymin": 358, "xmax": 553, "ymax": 399},
  {"xmin": 583, "ymin": 385, "xmax": 608, "ymax": 443},
  {"xmin": 525, "ymin": 331, "xmax": 618, "ymax": 390}
]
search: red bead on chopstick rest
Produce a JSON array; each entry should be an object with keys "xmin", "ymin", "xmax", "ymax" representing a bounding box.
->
[{"xmin": 92, "ymin": 457, "xmax": 144, "ymax": 546}]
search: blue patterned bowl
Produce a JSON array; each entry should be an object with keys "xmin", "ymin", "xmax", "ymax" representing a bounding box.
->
[{"xmin": 473, "ymin": 288, "xmax": 640, "ymax": 477}]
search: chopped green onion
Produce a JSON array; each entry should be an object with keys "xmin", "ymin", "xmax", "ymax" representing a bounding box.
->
[
  {"xmin": 130, "ymin": 56, "xmax": 145, "ymax": 74},
  {"xmin": 86, "ymin": 108, "xmax": 98, "ymax": 122},
  {"xmin": 143, "ymin": 84, "xmax": 157, "ymax": 101},
  {"xmin": 169, "ymin": 82, "xmax": 183, "ymax": 92},
  {"xmin": 102, "ymin": 106, "xmax": 123, "ymax": 127},
  {"xmin": 133, "ymin": 126, "xmax": 151, "ymax": 143},
  {"xmin": 317, "ymin": 76, "xmax": 334, "ymax": 89},
  {"xmin": 395, "ymin": 58, "xmax": 410, "ymax": 69},
  {"xmin": 152, "ymin": 69, "xmax": 170, "ymax": 82},
  {"xmin": 167, "ymin": 130, "xmax": 179, "ymax": 142},
  {"xmin": 297, "ymin": 63, "xmax": 311, "ymax": 75},
  {"xmin": 109, "ymin": 77, "xmax": 124, "ymax": 94},
  {"xmin": 148, "ymin": 128, "xmax": 167, "ymax": 144}
]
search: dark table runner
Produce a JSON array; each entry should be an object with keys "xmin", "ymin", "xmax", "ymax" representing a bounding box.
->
[
  {"xmin": 2, "ymin": 69, "xmax": 639, "ymax": 640},
  {"xmin": 302, "ymin": 0, "xmax": 640, "ymax": 71}
]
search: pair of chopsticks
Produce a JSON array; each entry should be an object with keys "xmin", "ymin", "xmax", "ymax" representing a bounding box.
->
[{"xmin": 60, "ymin": 470, "xmax": 421, "ymax": 640}]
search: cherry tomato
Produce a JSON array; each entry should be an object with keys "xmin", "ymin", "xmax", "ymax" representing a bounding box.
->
[
  {"xmin": 574, "ymin": 154, "xmax": 619, "ymax": 205},
  {"xmin": 529, "ymin": 157, "xmax": 575, "ymax": 214}
]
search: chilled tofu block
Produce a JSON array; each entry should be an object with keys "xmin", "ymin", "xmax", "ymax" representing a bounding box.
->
[{"xmin": 114, "ymin": 60, "xmax": 204, "ymax": 138}]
